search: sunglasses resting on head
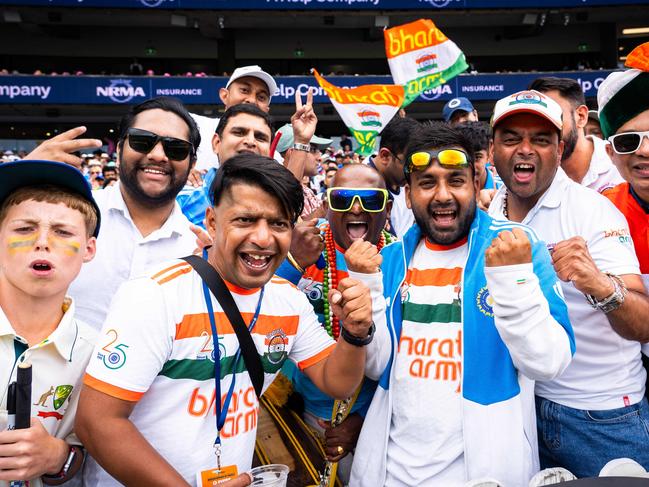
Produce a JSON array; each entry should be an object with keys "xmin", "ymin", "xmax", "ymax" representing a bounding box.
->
[
  {"xmin": 127, "ymin": 128, "xmax": 194, "ymax": 161},
  {"xmin": 327, "ymin": 187, "xmax": 388, "ymax": 213},
  {"xmin": 405, "ymin": 149, "xmax": 469, "ymax": 174}
]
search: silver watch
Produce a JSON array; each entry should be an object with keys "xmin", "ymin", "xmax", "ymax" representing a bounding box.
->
[
  {"xmin": 292, "ymin": 142, "xmax": 311, "ymax": 152},
  {"xmin": 585, "ymin": 273, "xmax": 627, "ymax": 314}
]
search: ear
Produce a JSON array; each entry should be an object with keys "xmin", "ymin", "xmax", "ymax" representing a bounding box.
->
[
  {"xmin": 575, "ymin": 104, "xmax": 589, "ymax": 130},
  {"xmin": 405, "ymin": 183, "xmax": 412, "ymax": 210},
  {"xmin": 211, "ymin": 133, "xmax": 221, "ymax": 157},
  {"xmin": 557, "ymin": 139, "xmax": 565, "ymax": 165},
  {"xmin": 219, "ymin": 87, "xmax": 230, "ymax": 106},
  {"xmin": 605, "ymin": 141, "xmax": 614, "ymax": 159},
  {"xmin": 488, "ymin": 140, "xmax": 495, "ymax": 163},
  {"xmin": 82, "ymin": 236, "xmax": 97, "ymax": 263},
  {"xmin": 205, "ymin": 206, "xmax": 218, "ymax": 240},
  {"xmin": 377, "ymin": 147, "xmax": 392, "ymax": 165}
]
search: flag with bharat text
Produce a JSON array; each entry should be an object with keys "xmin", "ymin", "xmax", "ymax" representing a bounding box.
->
[
  {"xmin": 312, "ymin": 69, "xmax": 404, "ymax": 156},
  {"xmin": 385, "ymin": 18, "xmax": 468, "ymax": 107}
]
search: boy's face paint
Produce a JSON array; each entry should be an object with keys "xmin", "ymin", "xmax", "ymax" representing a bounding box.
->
[
  {"xmin": 47, "ymin": 236, "xmax": 81, "ymax": 256},
  {"xmin": 0, "ymin": 200, "xmax": 96, "ymax": 300},
  {"xmin": 7, "ymin": 235, "xmax": 38, "ymax": 253}
]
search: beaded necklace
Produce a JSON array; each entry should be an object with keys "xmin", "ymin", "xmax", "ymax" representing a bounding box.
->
[{"xmin": 321, "ymin": 224, "xmax": 393, "ymax": 339}]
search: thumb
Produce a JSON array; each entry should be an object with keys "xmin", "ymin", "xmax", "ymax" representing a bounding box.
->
[
  {"xmin": 328, "ymin": 288, "xmax": 342, "ymax": 305},
  {"xmin": 224, "ymin": 473, "xmax": 253, "ymax": 487},
  {"xmin": 317, "ymin": 419, "xmax": 331, "ymax": 429}
]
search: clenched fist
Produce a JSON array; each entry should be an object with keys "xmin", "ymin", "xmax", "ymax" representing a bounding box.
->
[
  {"xmin": 485, "ymin": 228, "xmax": 532, "ymax": 267},
  {"xmin": 344, "ymin": 239, "xmax": 382, "ymax": 274},
  {"xmin": 290, "ymin": 218, "xmax": 325, "ymax": 270},
  {"xmin": 551, "ymin": 236, "xmax": 613, "ymax": 298},
  {"xmin": 328, "ymin": 277, "xmax": 372, "ymax": 338}
]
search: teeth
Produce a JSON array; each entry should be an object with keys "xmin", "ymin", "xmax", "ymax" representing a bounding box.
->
[
  {"xmin": 143, "ymin": 168, "xmax": 167, "ymax": 175},
  {"xmin": 249, "ymin": 254, "xmax": 269, "ymax": 261},
  {"xmin": 434, "ymin": 210, "xmax": 454, "ymax": 215},
  {"xmin": 515, "ymin": 164, "xmax": 534, "ymax": 169}
]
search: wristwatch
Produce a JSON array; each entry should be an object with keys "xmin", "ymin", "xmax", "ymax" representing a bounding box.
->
[
  {"xmin": 340, "ymin": 322, "xmax": 375, "ymax": 347},
  {"xmin": 42, "ymin": 445, "xmax": 83, "ymax": 483},
  {"xmin": 585, "ymin": 273, "xmax": 628, "ymax": 314},
  {"xmin": 292, "ymin": 142, "xmax": 311, "ymax": 152}
]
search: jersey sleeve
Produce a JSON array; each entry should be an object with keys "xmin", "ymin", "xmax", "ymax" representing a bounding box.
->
[
  {"xmin": 585, "ymin": 194, "xmax": 640, "ymax": 276},
  {"xmin": 84, "ymin": 277, "xmax": 173, "ymax": 401},
  {"xmin": 288, "ymin": 290, "xmax": 336, "ymax": 371}
]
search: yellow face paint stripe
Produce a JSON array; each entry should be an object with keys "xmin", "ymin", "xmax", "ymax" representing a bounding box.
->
[
  {"xmin": 48, "ymin": 236, "xmax": 81, "ymax": 256},
  {"xmin": 7, "ymin": 235, "xmax": 37, "ymax": 253}
]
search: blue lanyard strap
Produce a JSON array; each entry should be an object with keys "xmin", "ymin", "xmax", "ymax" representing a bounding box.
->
[{"xmin": 199, "ymin": 253, "xmax": 265, "ymax": 452}]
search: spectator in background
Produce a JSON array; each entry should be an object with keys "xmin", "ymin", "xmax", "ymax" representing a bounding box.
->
[
  {"xmin": 365, "ymin": 115, "xmax": 420, "ymax": 238},
  {"xmin": 102, "ymin": 162, "xmax": 118, "ymax": 181},
  {"xmin": 455, "ymin": 121, "xmax": 497, "ymax": 190},
  {"xmin": 190, "ymin": 65, "xmax": 277, "ymax": 173},
  {"xmin": 340, "ymin": 133, "xmax": 353, "ymax": 152},
  {"xmin": 586, "ymin": 110, "xmax": 604, "ymax": 139},
  {"xmin": 87, "ymin": 162, "xmax": 103, "ymax": 190},
  {"xmin": 323, "ymin": 164, "xmax": 338, "ymax": 191},
  {"xmin": 529, "ymin": 77, "xmax": 624, "ymax": 193},
  {"xmin": 443, "ymin": 97, "xmax": 479, "ymax": 126}
]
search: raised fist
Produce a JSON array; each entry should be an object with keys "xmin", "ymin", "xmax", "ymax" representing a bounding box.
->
[
  {"xmin": 344, "ymin": 239, "xmax": 382, "ymax": 274},
  {"xmin": 485, "ymin": 227, "xmax": 532, "ymax": 267}
]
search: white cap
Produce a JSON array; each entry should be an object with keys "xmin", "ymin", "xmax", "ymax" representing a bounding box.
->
[
  {"xmin": 492, "ymin": 90, "xmax": 563, "ymax": 131},
  {"xmin": 226, "ymin": 65, "xmax": 277, "ymax": 97}
]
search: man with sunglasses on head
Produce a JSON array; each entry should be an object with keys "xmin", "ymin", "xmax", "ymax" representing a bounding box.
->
[
  {"xmin": 349, "ymin": 122, "xmax": 574, "ymax": 487},
  {"xmin": 274, "ymin": 163, "xmax": 391, "ymax": 482},
  {"xmin": 65, "ymin": 97, "xmax": 200, "ymax": 330},
  {"xmin": 488, "ymin": 88, "xmax": 649, "ymax": 477}
]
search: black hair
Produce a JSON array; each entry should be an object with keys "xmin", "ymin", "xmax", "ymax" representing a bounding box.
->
[
  {"xmin": 380, "ymin": 115, "xmax": 420, "ymax": 155},
  {"xmin": 454, "ymin": 121, "xmax": 492, "ymax": 153},
  {"xmin": 215, "ymin": 103, "xmax": 274, "ymax": 139},
  {"xmin": 404, "ymin": 121, "xmax": 475, "ymax": 181},
  {"xmin": 116, "ymin": 96, "xmax": 200, "ymax": 164},
  {"xmin": 210, "ymin": 153, "xmax": 303, "ymax": 224},
  {"xmin": 528, "ymin": 77, "xmax": 586, "ymax": 108}
]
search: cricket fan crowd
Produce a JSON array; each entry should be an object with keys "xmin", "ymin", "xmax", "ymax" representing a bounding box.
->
[{"xmin": 1, "ymin": 17, "xmax": 649, "ymax": 487}]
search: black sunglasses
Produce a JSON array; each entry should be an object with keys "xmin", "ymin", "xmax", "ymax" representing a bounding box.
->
[{"xmin": 127, "ymin": 128, "xmax": 193, "ymax": 161}]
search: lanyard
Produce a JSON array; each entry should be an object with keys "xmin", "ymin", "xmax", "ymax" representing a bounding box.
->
[{"xmin": 200, "ymin": 255, "xmax": 264, "ymax": 469}]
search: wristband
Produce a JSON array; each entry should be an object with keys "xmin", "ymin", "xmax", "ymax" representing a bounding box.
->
[
  {"xmin": 286, "ymin": 252, "xmax": 305, "ymax": 274},
  {"xmin": 341, "ymin": 322, "xmax": 375, "ymax": 347},
  {"xmin": 292, "ymin": 142, "xmax": 311, "ymax": 152}
]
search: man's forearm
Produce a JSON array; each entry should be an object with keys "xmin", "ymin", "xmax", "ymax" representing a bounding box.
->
[
  {"xmin": 320, "ymin": 340, "xmax": 366, "ymax": 399},
  {"xmin": 79, "ymin": 416, "xmax": 189, "ymax": 487},
  {"xmin": 284, "ymin": 149, "xmax": 306, "ymax": 181},
  {"xmin": 608, "ymin": 290, "xmax": 649, "ymax": 342}
]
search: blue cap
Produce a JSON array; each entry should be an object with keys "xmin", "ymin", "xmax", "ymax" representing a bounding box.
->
[
  {"xmin": 0, "ymin": 160, "xmax": 101, "ymax": 237},
  {"xmin": 443, "ymin": 97, "xmax": 475, "ymax": 122}
]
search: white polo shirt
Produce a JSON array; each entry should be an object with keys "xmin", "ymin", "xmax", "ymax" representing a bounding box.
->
[
  {"xmin": 581, "ymin": 135, "xmax": 625, "ymax": 193},
  {"xmin": 191, "ymin": 113, "xmax": 221, "ymax": 173},
  {"xmin": 0, "ymin": 299, "xmax": 96, "ymax": 487},
  {"xmin": 68, "ymin": 183, "xmax": 196, "ymax": 330},
  {"xmin": 489, "ymin": 168, "xmax": 644, "ymax": 410}
]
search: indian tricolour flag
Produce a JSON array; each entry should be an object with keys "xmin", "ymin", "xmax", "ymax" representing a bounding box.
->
[
  {"xmin": 385, "ymin": 19, "xmax": 468, "ymax": 107},
  {"xmin": 313, "ymin": 69, "xmax": 404, "ymax": 156}
]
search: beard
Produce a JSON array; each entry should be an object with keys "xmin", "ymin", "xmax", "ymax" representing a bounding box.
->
[
  {"xmin": 413, "ymin": 199, "xmax": 476, "ymax": 246},
  {"xmin": 119, "ymin": 158, "xmax": 190, "ymax": 209},
  {"xmin": 561, "ymin": 115, "xmax": 579, "ymax": 162}
]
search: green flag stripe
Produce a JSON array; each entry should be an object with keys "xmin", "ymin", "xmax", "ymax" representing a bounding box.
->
[
  {"xmin": 402, "ymin": 53, "xmax": 469, "ymax": 108},
  {"xmin": 402, "ymin": 300, "xmax": 461, "ymax": 324}
]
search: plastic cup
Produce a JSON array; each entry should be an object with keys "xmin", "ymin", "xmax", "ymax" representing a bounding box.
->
[{"xmin": 249, "ymin": 464, "xmax": 289, "ymax": 487}]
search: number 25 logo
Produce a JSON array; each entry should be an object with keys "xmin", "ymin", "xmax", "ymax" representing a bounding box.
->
[{"xmin": 101, "ymin": 329, "xmax": 129, "ymax": 369}]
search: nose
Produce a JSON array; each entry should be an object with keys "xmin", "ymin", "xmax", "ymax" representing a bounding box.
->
[
  {"xmin": 249, "ymin": 220, "xmax": 272, "ymax": 248},
  {"xmin": 516, "ymin": 136, "xmax": 534, "ymax": 156},
  {"xmin": 433, "ymin": 180, "xmax": 453, "ymax": 204},
  {"xmin": 147, "ymin": 140, "xmax": 168, "ymax": 161},
  {"xmin": 242, "ymin": 131, "xmax": 257, "ymax": 148},
  {"xmin": 34, "ymin": 231, "xmax": 49, "ymax": 252}
]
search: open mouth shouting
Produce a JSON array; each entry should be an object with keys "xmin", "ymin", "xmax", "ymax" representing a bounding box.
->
[
  {"xmin": 239, "ymin": 250, "xmax": 275, "ymax": 276},
  {"xmin": 513, "ymin": 162, "xmax": 535, "ymax": 184},
  {"xmin": 30, "ymin": 259, "xmax": 54, "ymax": 277},
  {"xmin": 631, "ymin": 162, "xmax": 649, "ymax": 178},
  {"xmin": 346, "ymin": 221, "xmax": 369, "ymax": 240},
  {"xmin": 431, "ymin": 207, "xmax": 457, "ymax": 229}
]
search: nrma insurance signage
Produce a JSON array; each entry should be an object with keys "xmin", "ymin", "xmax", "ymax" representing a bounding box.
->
[
  {"xmin": 0, "ymin": 72, "xmax": 614, "ymax": 105},
  {"xmin": 1, "ymin": 0, "xmax": 647, "ymax": 9}
]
